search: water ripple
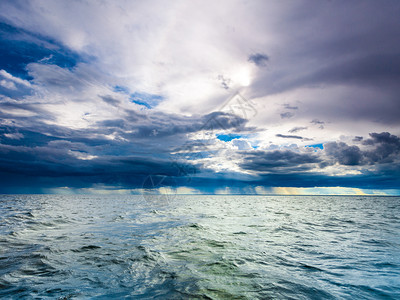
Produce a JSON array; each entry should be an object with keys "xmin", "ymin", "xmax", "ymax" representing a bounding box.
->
[{"xmin": 0, "ymin": 195, "xmax": 399, "ymax": 299}]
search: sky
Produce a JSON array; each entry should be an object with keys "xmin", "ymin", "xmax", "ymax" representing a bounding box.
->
[{"xmin": 0, "ymin": 0, "xmax": 399, "ymax": 195}]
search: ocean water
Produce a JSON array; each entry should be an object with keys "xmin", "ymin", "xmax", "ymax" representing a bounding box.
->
[{"xmin": 0, "ymin": 195, "xmax": 399, "ymax": 299}]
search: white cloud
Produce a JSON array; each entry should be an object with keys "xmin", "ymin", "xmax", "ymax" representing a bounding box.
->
[
  {"xmin": 0, "ymin": 1, "xmax": 279, "ymax": 113},
  {"xmin": 0, "ymin": 70, "xmax": 32, "ymax": 87},
  {"xmin": 2, "ymin": 0, "xmax": 397, "ymax": 139},
  {"xmin": 230, "ymin": 138, "xmax": 253, "ymax": 150},
  {"xmin": 0, "ymin": 80, "xmax": 16, "ymax": 90},
  {"xmin": 3, "ymin": 132, "xmax": 23, "ymax": 140}
]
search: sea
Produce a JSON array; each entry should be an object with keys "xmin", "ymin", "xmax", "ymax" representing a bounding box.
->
[{"xmin": 0, "ymin": 194, "xmax": 399, "ymax": 299}]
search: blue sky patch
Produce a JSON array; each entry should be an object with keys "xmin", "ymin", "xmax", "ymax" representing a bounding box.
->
[
  {"xmin": 0, "ymin": 22, "xmax": 82, "ymax": 79},
  {"xmin": 216, "ymin": 134, "xmax": 243, "ymax": 142},
  {"xmin": 130, "ymin": 92, "xmax": 164, "ymax": 109},
  {"xmin": 306, "ymin": 143, "xmax": 324, "ymax": 150},
  {"xmin": 113, "ymin": 85, "xmax": 130, "ymax": 94}
]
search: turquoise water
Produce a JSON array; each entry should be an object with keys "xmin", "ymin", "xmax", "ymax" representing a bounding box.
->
[{"xmin": 0, "ymin": 195, "xmax": 399, "ymax": 299}]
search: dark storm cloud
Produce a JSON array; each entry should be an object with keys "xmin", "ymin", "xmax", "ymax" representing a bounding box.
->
[
  {"xmin": 325, "ymin": 132, "xmax": 400, "ymax": 166},
  {"xmin": 363, "ymin": 132, "xmax": 400, "ymax": 164},
  {"xmin": 363, "ymin": 132, "xmax": 400, "ymax": 146},
  {"xmin": 233, "ymin": 132, "xmax": 400, "ymax": 190},
  {"xmin": 237, "ymin": 131, "xmax": 400, "ymax": 184},
  {"xmin": 0, "ymin": 128, "xmax": 198, "ymax": 189},
  {"xmin": 248, "ymin": 53, "xmax": 269, "ymax": 67},
  {"xmin": 324, "ymin": 142, "xmax": 363, "ymax": 166},
  {"xmin": 0, "ymin": 89, "xmax": 254, "ymax": 192},
  {"xmin": 0, "ymin": 151, "xmax": 185, "ymax": 190},
  {"xmin": 1, "ymin": 124, "xmax": 400, "ymax": 192},
  {"xmin": 112, "ymin": 111, "xmax": 250, "ymax": 139},
  {"xmin": 240, "ymin": 149, "xmax": 320, "ymax": 173}
]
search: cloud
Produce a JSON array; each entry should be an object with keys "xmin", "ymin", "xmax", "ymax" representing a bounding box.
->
[
  {"xmin": 217, "ymin": 74, "xmax": 232, "ymax": 90},
  {"xmin": 324, "ymin": 132, "xmax": 400, "ymax": 166},
  {"xmin": 0, "ymin": 1, "xmax": 400, "ymax": 193},
  {"xmin": 311, "ymin": 119, "xmax": 324, "ymax": 125},
  {"xmin": 363, "ymin": 132, "xmax": 400, "ymax": 164},
  {"xmin": 0, "ymin": 69, "xmax": 33, "ymax": 98},
  {"xmin": 0, "ymin": 69, "xmax": 31, "ymax": 87},
  {"xmin": 302, "ymin": 53, "xmax": 400, "ymax": 88},
  {"xmin": 248, "ymin": 53, "xmax": 269, "ymax": 67},
  {"xmin": 324, "ymin": 142, "xmax": 363, "ymax": 166},
  {"xmin": 0, "ymin": 21, "xmax": 82, "ymax": 79},
  {"xmin": 283, "ymin": 104, "xmax": 298, "ymax": 110},
  {"xmin": 276, "ymin": 134, "xmax": 305, "ymax": 140},
  {"xmin": 280, "ymin": 112, "xmax": 294, "ymax": 119},
  {"xmin": 0, "ymin": 79, "xmax": 16, "ymax": 90},
  {"xmin": 100, "ymin": 95, "xmax": 121, "ymax": 107},
  {"xmin": 363, "ymin": 132, "xmax": 400, "ymax": 146},
  {"xmin": 240, "ymin": 149, "xmax": 320, "ymax": 173},
  {"xmin": 310, "ymin": 119, "xmax": 325, "ymax": 129},
  {"xmin": 231, "ymin": 138, "xmax": 252, "ymax": 150},
  {"xmin": 288, "ymin": 126, "xmax": 307, "ymax": 133},
  {"xmin": 3, "ymin": 132, "xmax": 23, "ymax": 140}
]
